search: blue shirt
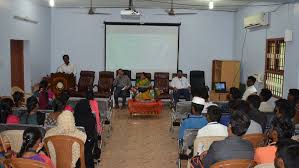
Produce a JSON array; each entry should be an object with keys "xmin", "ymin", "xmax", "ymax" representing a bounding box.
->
[{"xmin": 178, "ymin": 114, "xmax": 208, "ymax": 139}]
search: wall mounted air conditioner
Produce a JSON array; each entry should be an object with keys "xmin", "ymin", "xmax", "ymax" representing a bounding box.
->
[{"xmin": 244, "ymin": 12, "xmax": 269, "ymax": 29}]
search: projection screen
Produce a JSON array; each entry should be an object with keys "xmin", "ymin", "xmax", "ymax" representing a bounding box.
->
[{"xmin": 105, "ymin": 22, "xmax": 180, "ymax": 79}]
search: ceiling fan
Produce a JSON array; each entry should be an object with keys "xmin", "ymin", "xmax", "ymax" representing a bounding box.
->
[
  {"xmin": 154, "ymin": 0, "xmax": 197, "ymax": 16},
  {"xmin": 81, "ymin": 0, "xmax": 111, "ymax": 15}
]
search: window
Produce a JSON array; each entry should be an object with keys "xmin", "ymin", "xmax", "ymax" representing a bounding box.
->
[{"xmin": 265, "ymin": 38, "xmax": 285, "ymax": 98}]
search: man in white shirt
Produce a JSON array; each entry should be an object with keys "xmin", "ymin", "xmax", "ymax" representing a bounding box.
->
[
  {"xmin": 170, "ymin": 70, "xmax": 191, "ymax": 104},
  {"xmin": 57, "ymin": 55, "xmax": 76, "ymax": 75},
  {"xmin": 195, "ymin": 105, "xmax": 228, "ymax": 155},
  {"xmin": 242, "ymin": 76, "xmax": 257, "ymax": 100},
  {"xmin": 259, "ymin": 88, "xmax": 274, "ymax": 112}
]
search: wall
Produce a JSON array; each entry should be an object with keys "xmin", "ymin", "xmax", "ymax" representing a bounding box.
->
[
  {"xmin": 0, "ymin": 0, "xmax": 51, "ymax": 95},
  {"xmin": 51, "ymin": 8, "xmax": 235, "ymax": 86},
  {"xmin": 234, "ymin": 2, "xmax": 299, "ymax": 98}
]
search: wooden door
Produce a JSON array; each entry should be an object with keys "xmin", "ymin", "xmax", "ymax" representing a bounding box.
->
[{"xmin": 10, "ymin": 40, "xmax": 24, "ymax": 90}]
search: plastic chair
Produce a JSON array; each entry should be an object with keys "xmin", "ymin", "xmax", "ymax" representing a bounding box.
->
[
  {"xmin": 44, "ymin": 135, "xmax": 86, "ymax": 168},
  {"xmin": 193, "ymin": 136, "xmax": 226, "ymax": 156},
  {"xmin": 170, "ymin": 101, "xmax": 192, "ymax": 133},
  {"xmin": 4, "ymin": 158, "xmax": 50, "ymax": 168},
  {"xmin": 210, "ymin": 159, "xmax": 257, "ymax": 168},
  {"xmin": 254, "ymin": 163, "xmax": 275, "ymax": 168}
]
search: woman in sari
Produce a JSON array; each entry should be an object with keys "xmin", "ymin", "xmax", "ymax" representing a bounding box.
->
[{"xmin": 135, "ymin": 73, "xmax": 153, "ymax": 100}]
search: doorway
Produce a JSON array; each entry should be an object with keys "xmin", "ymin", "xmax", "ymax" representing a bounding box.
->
[{"xmin": 10, "ymin": 40, "xmax": 24, "ymax": 90}]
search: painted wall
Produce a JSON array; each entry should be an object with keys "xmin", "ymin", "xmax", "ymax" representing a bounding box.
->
[
  {"xmin": 234, "ymin": 3, "xmax": 299, "ymax": 98},
  {"xmin": 51, "ymin": 8, "xmax": 235, "ymax": 87},
  {"xmin": 0, "ymin": 0, "xmax": 51, "ymax": 95}
]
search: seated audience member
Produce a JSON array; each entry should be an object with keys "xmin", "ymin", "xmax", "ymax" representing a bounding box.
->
[
  {"xmin": 259, "ymin": 88, "xmax": 274, "ymax": 112},
  {"xmin": 113, "ymin": 69, "xmax": 131, "ymax": 109},
  {"xmin": 45, "ymin": 111, "xmax": 87, "ymax": 167},
  {"xmin": 86, "ymin": 89, "xmax": 102, "ymax": 134},
  {"xmin": 195, "ymin": 106, "xmax": 227, "ymax": 154},
  {"xmin": 59, "ymin": 90, "xmax": 74, "ymax": 112},
  {"xmin": 12, "ymin": 91, "xmax": 25, "ymax": 108},
  {"xmin": 74, "ymin": 99, "xmax": 98, "ymax": 168},
  {"xmin": 293, "ymin": 97, "xmax": 299, "ymax": 124},
  {"xmin": 132, "ymin": 72, "xmax": 153, "ymax": 100},
  {"xmin": 274, "ymin": 99, "xmax": 294, "ymax": 120},
  {"xmin": 195, "ymin": 87, "xmax": 217, "ymax": 114},
  {"xmin": 20, "ymin": 96, "xmax": 39, "ymax": 125},
  {"xmin": 44, "ymin": 98, "xmax": 65, "ymax": 126},
  {"xmin": 178, "ymin": 97, "xmax": 208, "ymax": 140},
  {"xmin": 247, "ymin": 95, "xmax": 267, "ymax": 132},
  {"xmin": 231, "ymin": 100, "xmax": 262, "ymax": 134},
  {"xmin": 34, "ymin": 80, "xmax": 55, "ymax": 110},
  {"xmin": 287, "ymin": 89, "xmax": 299, "ymax": 107},
  {"xmin": 170, "ymin": 70, "xmax": 191, "ymax": 104},
  {"xmin": 219, "ymin": 87, "xmax": 241, "ymax": 114},
  {"xmin": 274, "ymin": 139, "xmax": 299, "ymax": 168},
  {"xmin": 0, "ymin": 101, "xmax": 19, "ymax": 124},
  {"xmin": 242, "ymin": 76, "xmax": 257, "ymax": 100},
  {"xmin": 255, "ymin": 117, "xmax": 294, "ymax": 164},
  {"xmin": 0, "ymin": 97, "xmax": 14, "ymax": 108},
  {"xmin": 17, "ymin": 127, "xmax": 54, "ymax": 168},
  {"xmin": 202, "ymin": 109, "xmax": 253, "ymax": 168}
]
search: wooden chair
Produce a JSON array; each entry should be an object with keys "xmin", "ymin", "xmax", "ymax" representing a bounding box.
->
[
  {"xmin": 4, "ymin": 158, "xmax": 50, "ymax": 168},
  {"xmin": 154, "ymin": 72, "xmax": 170, "ymax": 99},
  {"xmin": 69, "ymin": 71, "xmax": 95, "ymax": 97},
  {"xmin": 210, "ymin": 159, "xmax": 257, "ymax": 168},
  {"xmin": 44, "ymin": 135, "xmax": 86, "ymax": 168},
  {"xmin": 242, "ymin": 133, "xmax": 265, "ymax": 148},
  {"xmin": 94, "ymin": 71, "xmax": 114, "ymax": 98}
]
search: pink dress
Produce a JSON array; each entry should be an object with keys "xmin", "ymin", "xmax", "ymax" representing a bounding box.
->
[{"xmin": 89, "ymin": 100, "xmax": 102, "ymax": 134}]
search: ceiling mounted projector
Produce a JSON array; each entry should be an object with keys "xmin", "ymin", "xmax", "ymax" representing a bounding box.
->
[{"xmin": 120, "ymin": 9, "xmax": 140, "ymax": 16}]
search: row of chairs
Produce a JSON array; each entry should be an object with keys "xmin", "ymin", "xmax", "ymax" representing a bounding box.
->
[{"xmin": 69, "ymin": 70, "xmax": 191, "ymax": 99}]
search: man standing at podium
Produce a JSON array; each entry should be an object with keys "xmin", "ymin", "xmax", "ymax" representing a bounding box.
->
[{"xmin": 57, "ymin": 55, "xmax": 76, "ymax": 75}]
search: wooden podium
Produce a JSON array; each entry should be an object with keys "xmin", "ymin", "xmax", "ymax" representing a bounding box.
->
[{"xmin": 49, "ymin": 72, "xmax": 76, "ymax": 96}]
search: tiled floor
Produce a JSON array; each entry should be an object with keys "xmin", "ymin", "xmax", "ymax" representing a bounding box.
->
[{"xmin": 99, "ymin": 107, "xmax": 178, "ymax": 168}]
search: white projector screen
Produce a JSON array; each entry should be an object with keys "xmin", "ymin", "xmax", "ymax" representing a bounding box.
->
[{"xmin": 105, "ymin": 23, "xmax": 180, "ymax": 79}]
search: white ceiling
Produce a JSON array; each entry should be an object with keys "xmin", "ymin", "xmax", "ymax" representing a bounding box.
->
[{"xmin": 49, "ymin": 0, "xmax": 291, "ymax": 11}]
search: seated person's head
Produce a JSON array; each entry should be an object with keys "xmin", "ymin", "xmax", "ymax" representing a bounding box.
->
[
  {"xmin": 57, "ymin": 110, "xmax": 76, "ymax": 130},
  {"xmin": 287, "ymin": 89, "xmax": 299, "ymax": 103},
  {"xmin": 12, "ymin": 91, "xmax": 25, "ymax": 107},
  {"xmin": 117, "ymin": 69, "xmax": 124, "ymax": 76},
  {"xmin": 247, "ymin": 76, "xmax": 256, "ymax": 87},
  {"xmin": 274, "ymin": 99, "xmax": 294, "ymax": 119},
  {"xmin": 207, "ymin": 105, "xmax": 222, "ymax": 123},
  {"xmin": 177, "ymin": 70, "xmax": 183, "ymax": 78},
  {"xmin": 229, "ymin": 87, "xmax": 241, "ymax": 100},
  {"xmin": 0, "ymin": 97, "xmax": 14, "ymax": 108},
  {"xmin": 228, "ymin": 110, "xmax": 250, "ymax": 136},
  {"xmin": 140, "ymin": 72, "xmax": 147, "ymax": 80},
  {"xmin": 268, "ymin": 117, "xmax": 294, "ymax": 143},
  {"xmin": 52, "ymin": 98, "xmax": 66, "ymax": 112},
  {"xmin": 191, "ymin": 97, "xmax": 205, "ymax": 115},
  {"xmin": 247, "ymin": 94, "xmax": 261, "ymax": 110},
  {"xmin": 294, "ymin": 97, "xmax": 299, "ymax": 118},
  {"xmin": 18, "ymin": 127, "xmax": 43, "ymax": 157},
  {"xmin": 274, "ymin": 139, "xmax": 299, "ymax": 168},
  {"xmin": 260, "ymin": 88, "xmax": 272, "ymax": 102},
  {"xmin": 229, "ymin": 100, "xmax": 250, "ymax": 114},
  {"xmin": 39, "ymin": 80, "xmax": 48, "ymax": 91},
  {"xmin": 59, "ymin": 90, "xmax": 70, "ymax": 104},
  {"xmin": 0, "ymin": 101, "xmax": 12, "ymax": 123},
  {"xmin": 26, "ymin": 96, "xmax": 39, "ymax": 114}
]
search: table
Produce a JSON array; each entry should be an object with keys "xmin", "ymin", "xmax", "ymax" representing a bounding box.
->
[{"xmin": 128, "ymin": 99, "xmax": 163, "ymax": 116}]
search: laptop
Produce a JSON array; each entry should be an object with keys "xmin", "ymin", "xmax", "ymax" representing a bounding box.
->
[{"xmin": 214, "ymin": 82, "xmax": 227, "ymax": 93}]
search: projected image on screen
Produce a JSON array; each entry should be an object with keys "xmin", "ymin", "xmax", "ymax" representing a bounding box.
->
[{"xmin": 105, "ymin": 24, "xmax": 179, "ymax": 78}]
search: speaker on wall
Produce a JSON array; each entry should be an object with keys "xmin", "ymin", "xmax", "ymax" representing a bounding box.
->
[{"xmin": 190, "ymin": 70, "xmax": 205, "ymax": 95}]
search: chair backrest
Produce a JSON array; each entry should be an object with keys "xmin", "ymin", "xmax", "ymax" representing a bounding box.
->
[
  {"xmin": 183, "ymin": 129, "xmax": 199, "ymax": 150},
  {"xmin": 154, "ymin": 72, "xmax": 169, "ymax": 92},
  {"xmin": 0, "ymin": 130, "xmax": 24, "ymax": 153},
  {"xmin": 242, "ymin": 133, "xmax": 265, "ymax": 148},
  {"xmin": 44, "ymin": 135, "xmax": 86, "ymax": 168},
  {"xmin": 172, "ymin": 73, "xmax": 187, "ymax": 79},
  {"xmin": 78, "ymin": 71, "xmax": 95, "ymax": 92},
  {"xmin": 98, "ymin": 71, "xmax": 114, "ymax": 91},
  {"xmin": 0, "ymin": 134, "xmax": 10, "ymax": 153},
  {"xmin": 4, "ymin": 158, "xmax": 51, "ymax": 168},
  {"xmin": 210, "ymin": 159, "xmax": 257, "ymax": 168},
  {"xmin": 193, "ymin": 136, "xmax": 226, "ymax": 156},
  {"xmin": 176, "ymin": 101, "xmax": 192, "ymax": 115},
  {"xmin": 136, "ymin": 72, "xmax": 151, "ymax": 81}
]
